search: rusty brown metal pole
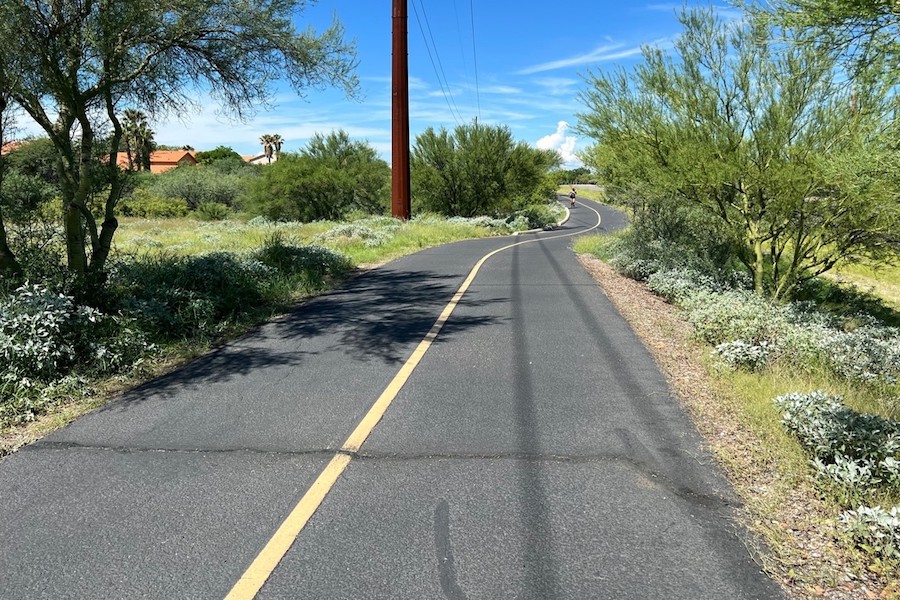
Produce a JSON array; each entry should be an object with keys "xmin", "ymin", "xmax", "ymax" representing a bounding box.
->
[{"xmin": 392, "ymin": 0, "xmax": 411, "ymax": 220}]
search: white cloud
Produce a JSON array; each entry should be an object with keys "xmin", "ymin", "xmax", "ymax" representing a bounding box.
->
[
  {"xmin": 535, "ymin": 121, "xmax": 581, "ymax": 168},
  {"xmin": 531, "ymin": 77, "xmax": 581, "ymax": 97},
  {"xmin": 517, "ymin": 43, "xmax": 643, "ymax": 75}
]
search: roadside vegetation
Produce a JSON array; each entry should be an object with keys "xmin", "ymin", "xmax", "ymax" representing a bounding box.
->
[
  {"xmin": 1, "ymin": 98, "xmax": 562, "ymax": 457},
  {"xmin": 575, "ymin": 3, "xmax": 900, "ymax": 594}
]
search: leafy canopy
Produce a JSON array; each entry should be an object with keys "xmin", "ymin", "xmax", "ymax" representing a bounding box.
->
[
  {"xmin": 0, "ymin": 0, "xmax": 357, "ymax": 290},
  {"xmin": 411, "ymin": 123, "xmax": 561, "ymax": 218},
  {"xmin": 244, "ymin": 131, "xmax": 389, "ymax": 221},
  {"xmin": 577, "ymin": 8, "xmax": 900, "ymax": 300},
  {"xmin": 747, "ymin": 0, "xmax": 900, "ymax": 78}
]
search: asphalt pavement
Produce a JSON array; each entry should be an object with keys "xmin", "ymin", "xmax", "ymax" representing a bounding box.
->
[{"xmin": 0, "ymin": 197, "xmax": 783, "ymax": 599}]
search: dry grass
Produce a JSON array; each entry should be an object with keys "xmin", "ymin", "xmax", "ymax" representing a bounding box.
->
[{"xmin": 578, "ymin": 254, "xmax": 899, "ymax": 600}]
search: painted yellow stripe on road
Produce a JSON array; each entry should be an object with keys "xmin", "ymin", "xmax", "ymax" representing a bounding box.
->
[
  {"xmin": 224, "ymin": 201, "xmax": 603, "ymax": 599},
  {"xmin": 225, "ymin": 453, "xmax": 351, "ymax": 599}
]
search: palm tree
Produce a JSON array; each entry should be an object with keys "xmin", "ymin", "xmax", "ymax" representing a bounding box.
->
[
  {"xmin": 122, "ymin": 109, "xmax": 146, "ymax": 170},
  {"xmin": 260, "ymin": 134, "xmax": 274, "ymax": 164},
  {"xmin": 122, "ymin": 110, "xmax": 155, "ymax": 171},
  {"xmin": 271, "ymin": 134, "xmax": 283, "ymax": 158}
]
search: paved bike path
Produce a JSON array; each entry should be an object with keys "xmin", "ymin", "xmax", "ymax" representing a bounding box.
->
[{"xmin": 0, "ymin": 200, "xmax": 782, "ymax": 599}]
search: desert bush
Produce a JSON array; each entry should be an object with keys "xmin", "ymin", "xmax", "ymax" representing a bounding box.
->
[
  {"xmin": 251, "ymin": 234, "xmax": 351, "ymax": 288},
  {"xmin": 682, "ymin": 290, "xmax": 788, "ymax": 346},
  {"xmin": 0, "ymin": 283, "xmax": 151, "ymax": 426},
  {"xmin": 148, "ymin": 166, "xmax": 246, "ymax": 209},
  {"xmin": 110, "ymin": 241, "xmax": 351, "ymax": 340},
  {"xmin": 515, "ymin": 203, "xmax": 559, "ymax": 229},
  {"xmin": 0, "ymin": 283, "xmax": 90, "ymax": 380},
  {"xmin": 111, "ymin": 253, "xmax": 274, "ymax": 338},
  {"xmin": 774, "ymin": 391, "xmax": 900, "ymax": 494},
  {"xmin": 712, "ymin": 339, "xmax": 772, "ymax": 372},
  {"xmin": 194, "ymin": 202, "xmax": 230, "ymax": 221},
  {"xmin": 646, "ymin": 268, "xmax": 720, "ymax": 304},
  {"xmin": 775, "ymin": 391, "xmax": 900, "ymax": 559},
  {"xmin": 840, "ymin": 506, "xmax": 900, "ymax": 560},
  {"xmin": 119, "ymin": 188, "xmax": 189, "ymax": 218},
  {"xmin": 314, "ymin": 223, "xmax": 391, "ymax": 248}
]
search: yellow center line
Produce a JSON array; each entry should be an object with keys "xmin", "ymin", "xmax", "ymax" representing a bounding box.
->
[{"xmin": 223, "ymin": 202, "xmax": 603, "ymax": 600}]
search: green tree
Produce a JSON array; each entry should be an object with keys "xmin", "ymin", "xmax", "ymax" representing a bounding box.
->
[
  {"xmin": 577, "ymin": 8, "xmax": 900, "ymax": 299},
  {"xmin": 3, "ymin": 137, "xmax": 60, "ymax": 186},
  {"xmin": 0, "ymin": 0, "xmax": 357, "ymax": 291},
  {"xmin": 0, "ymin": 88, "xmax": 22, "ymax": 278},
  {"xmin": 302, "ymin": 130, "xmax": 390, "ymax": 214},
  {"xmin": 244, "ymin": 153, "xmax": 349, "ymax": 222},
  {"xmin": 244, "ymin": 131, "xmax": 390, "ymax": 221},
  {"xmin": 411, "ymin": 123, "xmax": 560, "ymax": 217},
  {"xmin": 749, "ymin": 0, "xmax": 900, "ymax": 79},
  {"xmin": 195, "ymin": 146, "xmax": 243, "ymax": 164}
]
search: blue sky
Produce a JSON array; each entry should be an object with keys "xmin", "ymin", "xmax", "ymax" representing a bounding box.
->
[{"xmin": 20, "ymin": 1, "xmax": 743, "ymax": 167}]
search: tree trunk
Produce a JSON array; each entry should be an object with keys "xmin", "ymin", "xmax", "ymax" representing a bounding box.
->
[
  {"xmin": 63, "ymin": 191, "xmax": 87, "ymax": 274},
  {"xmin": 0, "ymin": 210, "xmax": 22, "ymax": 279},
  {"xmin": 752, "ymin": 236, "xmax": 765, "ymax": 295}
]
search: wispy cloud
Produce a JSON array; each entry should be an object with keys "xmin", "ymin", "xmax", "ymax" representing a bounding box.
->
[
  {"xmin": 646, "ymin": 2, "xmax": 745, "ymax": 22},
  {"xmin": 517, "ymin": 43, "xmax": 644, "ymax": 75},
  {"xmin": 645, "ymin": 3, "xmax": 681, "ymax": 12},
  {"xmin": 531, "ymin": 77, "xmax": 582, "ymax": 97}
]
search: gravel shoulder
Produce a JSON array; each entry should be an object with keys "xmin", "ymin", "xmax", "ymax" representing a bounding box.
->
[{"xmin": 577, "ymin": 254, "xmax": 896, "ymax": 600}]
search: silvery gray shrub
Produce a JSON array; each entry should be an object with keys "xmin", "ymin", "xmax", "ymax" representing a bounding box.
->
[{"xmin": 840, "ymin": 506, "xmax": 900, "ymax": 560}]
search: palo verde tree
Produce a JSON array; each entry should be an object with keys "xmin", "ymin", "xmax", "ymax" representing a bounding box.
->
[
  {"xmin": 302, "ymin": 130, "xmax": 391, "ymax": 214},
  {"xmin": 244, "ymin": 131, "xmax": 389, "ymax": 221},
  {"xmin": 412, "ymin": 123, "xmax": 561, "ymax": 217},
  {"xmin": 0, "ymin": 0, "xmax": 357, "ymax": 293},
  {"xmin": 0, "ymin": 87, "xmax": 22, "ymax": 279},
  {"xmin": 745, "ymin": 0, "xmax": 900, "ymax": 80},
  {"xmin": 577, "ymin": 8, "xmax": 900, "ymax": 300}
]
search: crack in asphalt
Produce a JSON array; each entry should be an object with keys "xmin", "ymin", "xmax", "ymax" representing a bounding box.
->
[{"xmin": 25, "ymin": 442, "xmax": 736, "ymax": 511}]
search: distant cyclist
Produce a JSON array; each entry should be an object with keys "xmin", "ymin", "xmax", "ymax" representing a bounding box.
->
[{"xmin": 569, "ymin": 186, "xmax": 577, "ymax": 207}]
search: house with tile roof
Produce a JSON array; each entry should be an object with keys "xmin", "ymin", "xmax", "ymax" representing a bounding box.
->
[
  {"xmin": 116, "ymin": 150, "xmax": 198, "ymax": 173},
  {"xmin": 0, "ymin": 141, "xmax": 26, "ymax": 156}
]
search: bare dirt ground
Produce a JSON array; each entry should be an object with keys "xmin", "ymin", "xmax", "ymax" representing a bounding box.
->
[{"xmin": 577, "ymin": 255, "xmax": 897, "ymax": 600}]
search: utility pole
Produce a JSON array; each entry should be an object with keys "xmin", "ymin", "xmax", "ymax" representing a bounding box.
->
[{"xmin": 392, "ymin": 0, "xmax": 411, "ymax": 220}]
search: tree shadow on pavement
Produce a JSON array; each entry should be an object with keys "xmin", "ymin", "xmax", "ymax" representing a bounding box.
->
[
  {"xmin": 105, "ymin": 266, "xmax": 507, "ymax": 406},
  {"xmin": 275, "ymin": 267, "xmax": 508, "ymax": 365}
]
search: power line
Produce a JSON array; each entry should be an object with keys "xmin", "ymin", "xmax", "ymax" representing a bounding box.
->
[
  {"xmin": 452, "ymin": 0, "xmax": 472, "ymax": 98},
  {"xmin": 411, "ymin": 0, "xmax": 464, "ymax": 126},
  {"xmin": 470, "ymin": 0, "xmax": 481, "ymax": 121}
]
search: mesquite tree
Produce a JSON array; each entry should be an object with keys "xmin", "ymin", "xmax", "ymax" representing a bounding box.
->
[{"xmin": 0, "ymin": 0, "xmax": 357, "ymax": 294}]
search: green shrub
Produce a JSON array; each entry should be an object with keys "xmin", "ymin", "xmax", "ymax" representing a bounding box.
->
[
  {"xmin": 194, "ymin": 202, "xmax": 230, "ymax": 221},
  {"xmin": 840, "ymin": 507, "xmax": 900, "ymax": 560},
  {"xmin": 243, "ymin": 154, "xmax": 353, "ymax": 222},
  {"xmin": 0, "ymin": 283, "xmax": 87, "ymax": 380},
  {"xmin": 252, "ymin": 234, "xmax": 351, "ymax": 289},
  {"xmin": 515, "ymin": 204, "xmax": 559, "ymax": 229},
  {"xmin": 774, "ymin": 391, "xmax": 900, "ymax": 494},
  {"xmin": 112, "ymin": 253, "xmax": 274, "ymax": 338},
  {"xmin": 149, "ymin": 165, "xmax": 246, "ymax": 208},
  {"xmin": 110, "ymin": 241, "xmax": 351, "ymax": 340},
  {"xmin": 119, "ymin": 188, "xmax": 189, "ymax": 218},
  {"xmin": 0, "ymin": 283, "xmax": 151, "ymax": 427}
]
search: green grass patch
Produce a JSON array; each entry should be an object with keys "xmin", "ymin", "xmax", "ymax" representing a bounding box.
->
[
  {"xmin": 833, "ymin": 259, "xmax": 900, "ymax": 310},
  {"xmin": 558, "ymin": 185, "xmax": 606, "ymax": 202},
  {"xmin": 572, "ymin": 232, "xmax": 623, "ymax": 259},
  {"xmin": 112, "ymin": 215, "xmax": 499, "ymax": 266}
]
